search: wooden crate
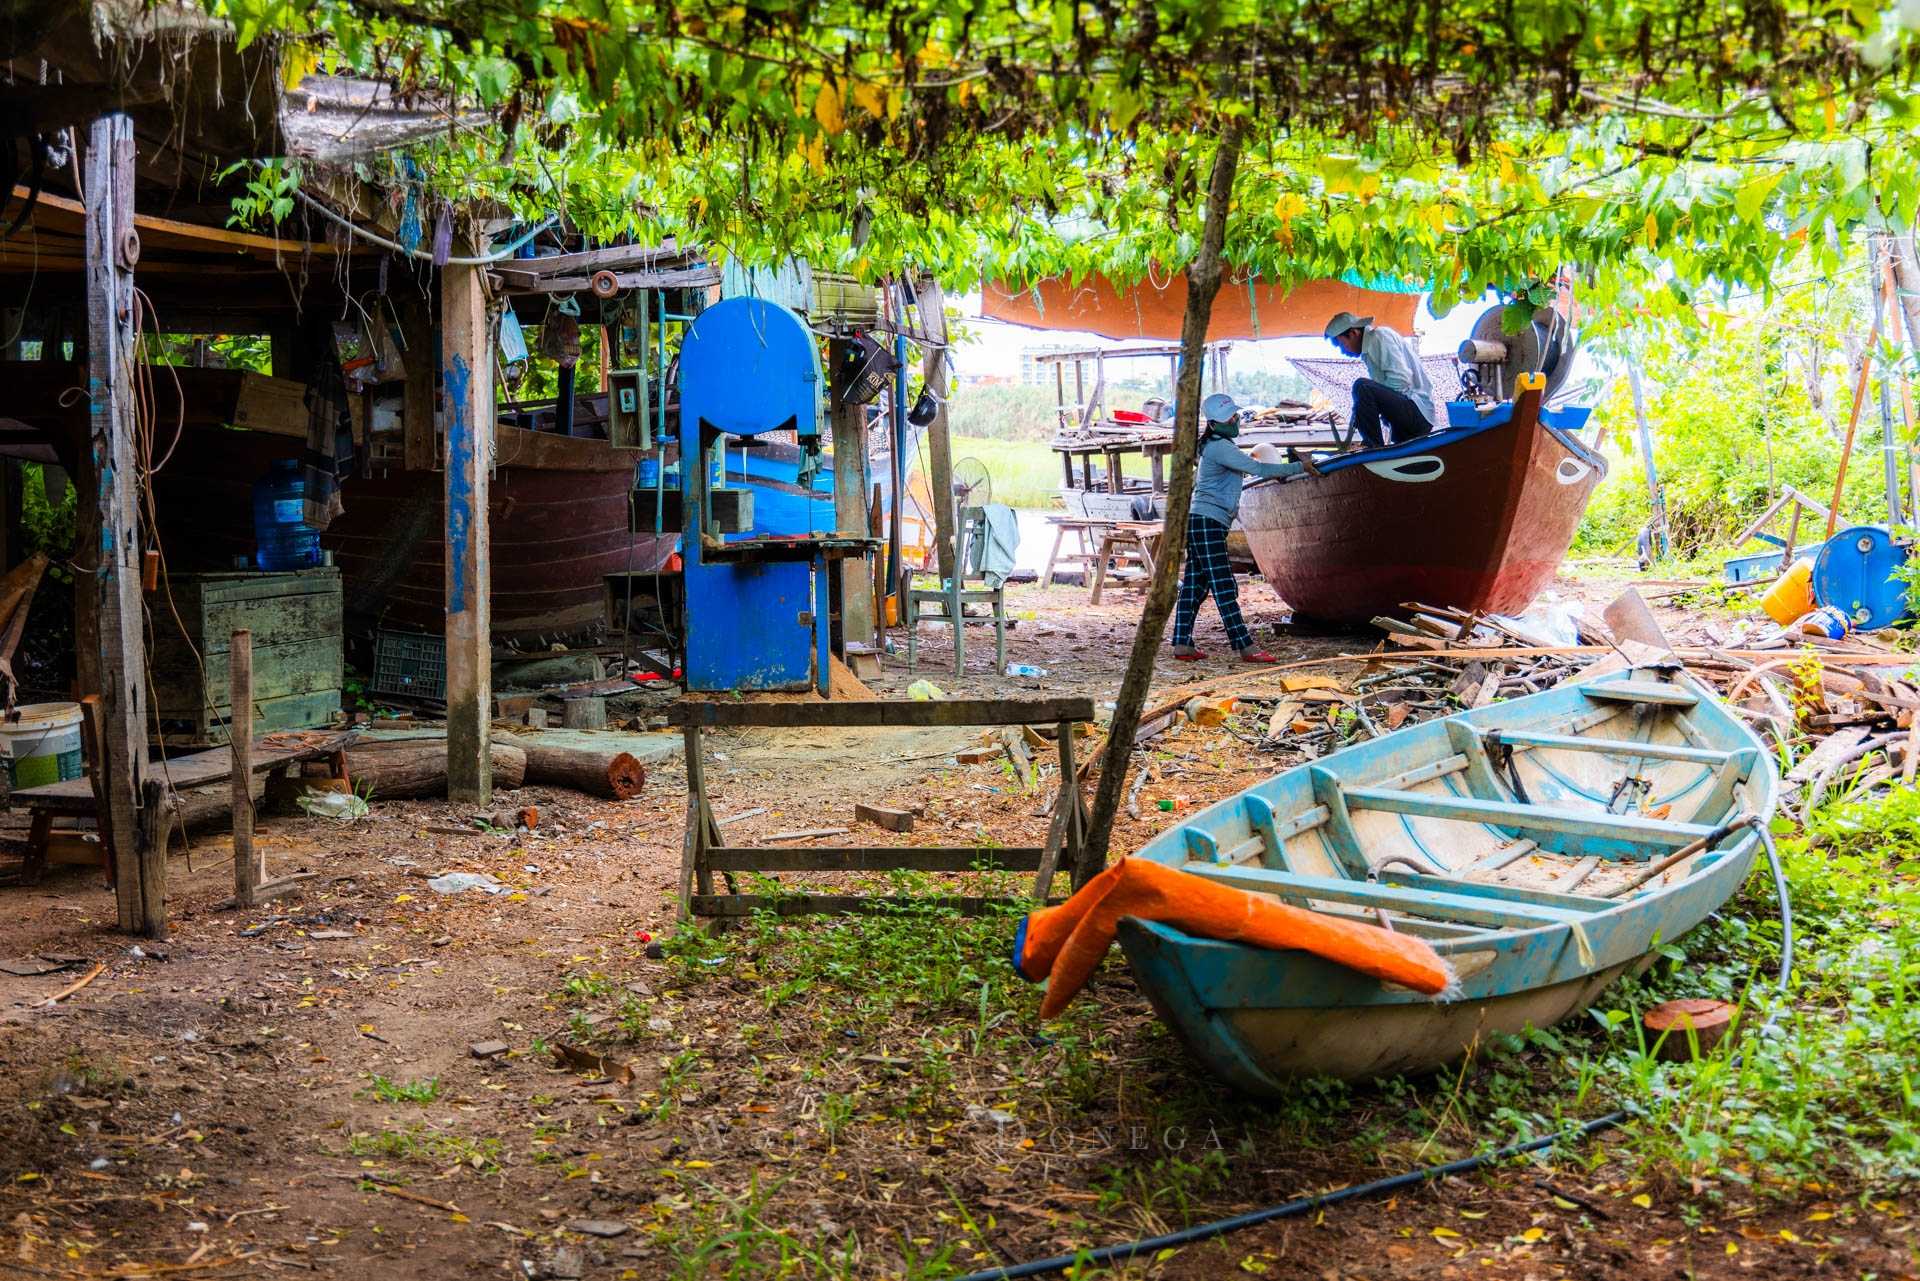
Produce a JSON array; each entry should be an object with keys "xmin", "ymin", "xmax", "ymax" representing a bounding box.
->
[{"xmin": 148, "ymin": 568, "xmax": 343, "ymax": 746}]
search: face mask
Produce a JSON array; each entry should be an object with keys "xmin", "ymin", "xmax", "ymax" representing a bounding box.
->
[{"xmin": 1211, "ymin": 417, "xmax": 1240, "ymax": 439}]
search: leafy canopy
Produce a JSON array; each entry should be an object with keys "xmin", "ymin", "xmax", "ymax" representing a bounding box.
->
[{"xmin": 216, "ymin": 0, "xmax": 1920, "ymax": 306}]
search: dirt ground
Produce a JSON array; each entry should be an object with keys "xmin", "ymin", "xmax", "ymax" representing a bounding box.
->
[{"xmin": 1, "ymin": 569, "xmax": 1915, "ymax": 1280}]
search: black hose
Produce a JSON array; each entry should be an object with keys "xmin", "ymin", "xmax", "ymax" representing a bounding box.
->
[{"xmin": 950, "ymin": 1111, "xmax": 1630, "ymax": 1281}]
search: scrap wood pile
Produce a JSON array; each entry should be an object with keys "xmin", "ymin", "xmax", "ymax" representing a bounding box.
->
[{"xmin": 1101, "ymin": 584, "xmax": 1920, "ymax": 826}]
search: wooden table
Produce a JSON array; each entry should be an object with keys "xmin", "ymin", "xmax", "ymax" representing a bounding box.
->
[
  {"xmin": 1040, "ymin": 516, "xmax": 1117, "ymax": 587},
  {"xmin": 11, "ymin": 729, "xmax": 353, "ymax": 884}
]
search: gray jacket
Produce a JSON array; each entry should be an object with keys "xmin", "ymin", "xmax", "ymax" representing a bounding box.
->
[{"xmin": 1190, "ymin": 434, "xmax": 1302, "ymax": 525}]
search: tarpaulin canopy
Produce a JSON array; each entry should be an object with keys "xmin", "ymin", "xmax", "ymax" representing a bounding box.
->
[{"xmin": 981, "ymin": 274, "xmax": 1420, "ymax": 342}]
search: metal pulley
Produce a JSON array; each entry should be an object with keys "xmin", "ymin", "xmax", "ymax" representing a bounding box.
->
[
  {"xmin": 1457, "ymin": 300, "xmax": 1576, "ymax": 403},
  {"xmin": 589, "ymin": 269, "xmax": 621, "ymax": 299}
]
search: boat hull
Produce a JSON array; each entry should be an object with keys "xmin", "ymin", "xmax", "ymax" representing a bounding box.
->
[
  {"xmin": 1238, "ymin": 390, "xmax": 1603, "ymax": 622},
  {"xmin": 1112, "ymin": 668, "xmax": 1775, "ymax": 1090}
]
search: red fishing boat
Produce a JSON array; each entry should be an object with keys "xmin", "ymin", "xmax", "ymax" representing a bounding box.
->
[{"xmin": 1238, "ymin": 377, "xmax": 1604, "ymax": 623}]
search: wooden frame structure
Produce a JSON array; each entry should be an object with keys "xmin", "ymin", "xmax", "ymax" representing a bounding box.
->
[{"xmin": 669, "ymin": 697, "xmax": 1096, "ymax": 919}]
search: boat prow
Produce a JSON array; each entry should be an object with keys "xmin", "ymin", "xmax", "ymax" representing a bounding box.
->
[{"xmin": 1115, "ymin": 665, "xmax": 1777, "ymax": 1090}]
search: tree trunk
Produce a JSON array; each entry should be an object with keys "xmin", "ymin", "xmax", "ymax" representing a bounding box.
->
[
  {"xmin": 519, "ymin": 744, "xmax": 646, "ymax": 799},
  {"xmin": 345, "ymin": 739, "xmax": 528, "ymax": 799},
  {"xmin": 1888, "ymin": 230, "xmax": 1920, "ymax": 370},
  {"xmin": 1079, "ymin": 121, "xmax": 1245, "ymax": 882}
]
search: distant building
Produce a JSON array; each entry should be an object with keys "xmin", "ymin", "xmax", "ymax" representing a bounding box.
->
[{"xmin": 1018, "ymin": 345, "xmax": 1076, "ymax": 386}]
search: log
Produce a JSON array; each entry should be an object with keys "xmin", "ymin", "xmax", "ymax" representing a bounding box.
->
[
  {"xmin": 345, "ymin": 740, "xmax": 528, "ymax": 799},
  {"xmin": 519, "ymin": 743, "xmax": 646, "ymax": 799}
]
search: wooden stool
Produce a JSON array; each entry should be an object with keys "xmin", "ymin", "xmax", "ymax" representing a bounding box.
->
[
  {"xmin": 1040, "ymin": 517, "xmax": 1114, "ymax": 587},
  {"xmin": 1090, "ymin": 522, "xmax": 1164, "ymax": 604}
]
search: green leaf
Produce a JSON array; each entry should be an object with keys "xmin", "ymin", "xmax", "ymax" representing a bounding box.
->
[
  {"xmin": 1499, "ymin": 302, "xmax": 1533, "ymax": 335},
  {"xmin": 1734, "ymin": 171, "xmax": 1786, "ymax": 221}
]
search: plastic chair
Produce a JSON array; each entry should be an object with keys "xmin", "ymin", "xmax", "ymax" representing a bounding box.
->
[{"xmin": 905, "ymin": 504, "xmax": 1007, "ymax": 676}]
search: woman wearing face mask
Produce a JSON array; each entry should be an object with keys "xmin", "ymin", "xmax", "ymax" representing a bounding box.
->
[{"xmin": 1170, "ymin": 394, "xmax": 1314, "ymax": 663}]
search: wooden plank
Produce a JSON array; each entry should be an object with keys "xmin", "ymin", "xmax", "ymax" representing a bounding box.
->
[
  {"xmin": 1342, "ymin": 785, "xmax": 1714, "ymax": 847},
  {"xmin": 85, "ymin": 113, "xmax": 159, "ymax": 938},
  {"xmin": 13, "ymin": 183, "xmax": 351, "ymax": 260},
  {"xmin": 704, "ymin": 846, "xmax": 1045, "ymax": 873},
  {"xmin": 441, "ymin": 258, "xmax": 492, "ymax": 804},
  {"xmin": 231, "ymin": 631, "xmax": 259, "ymax": 906},
  {"xmin": 666, "ymin": 696, "xmax": 1093, "ymax": 729},
  {"xmin": 15, "ymin": 731, "xmax": 352, "ymax": 804},
  {"xmin": 1579, "ymin": 681, "xmax": 1697, "ymax": 708},
  {"xmin": 397, "ymin": 289, "xmax": 437, "ymax": 473},
  {"xmin": 692, "ymin": 894, "xmax": 1018, "ymax": 919}
]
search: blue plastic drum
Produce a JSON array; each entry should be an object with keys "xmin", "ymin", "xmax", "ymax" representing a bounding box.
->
[{"xmin": 1813, "ymin": 525, "xmax": 1912, "ymax": 631}]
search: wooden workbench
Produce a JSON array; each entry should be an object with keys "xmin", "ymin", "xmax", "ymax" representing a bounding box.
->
[{"xmin": 10, "ymin": 729, "xmax": 353, "ymax": 883}]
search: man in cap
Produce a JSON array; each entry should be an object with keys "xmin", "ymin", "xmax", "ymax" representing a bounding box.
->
[
  {"xmin": 1171, "ymin": 393, "xmax": 1311, "ymax": 663},
  {"xmin": 1324, "ymin": 311, "xmax": 1435, "ymax": 448}
]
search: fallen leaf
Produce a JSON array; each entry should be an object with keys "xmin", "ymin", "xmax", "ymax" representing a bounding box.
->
[
  {"xmin": 1430, "ymin": 1226, "xmax": 1460, "ymax": 1239},
  {"xmin": 1518, "ymin": 1227, "xmax": 1545, "ymax": 1244},
  {"xmin": 1631, "ymin": 1193, "xmax": 1652, "ymax": 1209}
]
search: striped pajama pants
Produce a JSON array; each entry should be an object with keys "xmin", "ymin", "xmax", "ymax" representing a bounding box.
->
[{"xmin": 1172, "ymin": 514, "xmax": 1252, "ymax": 652}]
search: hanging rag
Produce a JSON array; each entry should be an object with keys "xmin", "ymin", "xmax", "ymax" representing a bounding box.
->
[
  {"xmin": 1013, "ymin": 857, "xmax": 1454, "ymax": 1018},
  {"xmin": 970, "ymin": 502, "xmax": 1021, "ymax": 589}
]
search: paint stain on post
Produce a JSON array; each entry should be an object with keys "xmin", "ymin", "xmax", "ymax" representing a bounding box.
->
[{"xmin": 443, "ymin": 354, "xmax": 474, "ymax": 614}]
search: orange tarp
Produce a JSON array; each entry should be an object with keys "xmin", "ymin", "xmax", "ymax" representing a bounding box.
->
[
  {"xmin": 1016, "ymin": 857, "xmax": 1453, "ymax": 1018},
  {"xmin": 981, "ymin": 275, "xmax": 1419, "ymax": 342}
]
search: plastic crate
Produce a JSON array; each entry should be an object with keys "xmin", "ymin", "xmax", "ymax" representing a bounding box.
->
[{"xmin": 371, "ymin": 630, "xmax": 446, "ymax": 701}]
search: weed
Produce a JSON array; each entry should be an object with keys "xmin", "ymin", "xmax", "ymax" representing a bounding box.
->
[
  {"xmin": 362, "ymin": 1074, "xmax": 440, "ymax": 1105},
  {"xmin": 346, "ymin": 1126, "xmax": 501, "ymax": 1174}
]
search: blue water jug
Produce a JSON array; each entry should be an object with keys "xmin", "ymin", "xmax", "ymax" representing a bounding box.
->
[{"xmin": 252, "ymin": 459, "xmax": 323, "ymax": 571}]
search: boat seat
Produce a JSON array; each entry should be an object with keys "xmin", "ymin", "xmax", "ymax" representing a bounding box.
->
[
  {"xmin": 1487, "ymin": 729, "xmax": 1731, "ymax": 766},
  {"xmin": 1340, "ymin": 784, "xmax": 1715, "ymax": 849},
  {"xmin": 1578, "ymin": 681, "xmax": 1698, "ymax": 708},
  {"xmin": 1181, "ymin": 864, "xmax": 1595, "ymax": 930}
]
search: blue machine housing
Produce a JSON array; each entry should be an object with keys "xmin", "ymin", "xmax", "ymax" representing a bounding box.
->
[
  {"xmin": 1814, "ymin": 524, "xmax": 1912, "ymax": 632},
  {"xmin": 679, "ymin": 297, "xmax": 831, "ymax": 693}
]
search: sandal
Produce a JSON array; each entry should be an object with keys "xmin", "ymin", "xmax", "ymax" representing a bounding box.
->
[
  {"xmin": 1237, "ymin": 649, "xmax": 1280, "ymax": 664},
  {"xmin": 1172, "ymin": 648, "xmax": 1209, "ymax": 661}
]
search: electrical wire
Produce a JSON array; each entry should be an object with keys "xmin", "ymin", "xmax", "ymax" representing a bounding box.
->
[
  {"xmin": 292, "ymin": 188, "xmax": 556, "ymax": 265},
  {"xmin": 950, "ymin": 1112, "xmax": 1631, "ymax": 1281}
]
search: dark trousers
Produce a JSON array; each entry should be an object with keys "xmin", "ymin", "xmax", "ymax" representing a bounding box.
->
[
  {"xmin": 1351, "ymin": 378, "xmax": 1433, "ymax": 448},
  {"xmin": 1172, "ymin": 514, "xmax": 1252, "ymax": 651}
]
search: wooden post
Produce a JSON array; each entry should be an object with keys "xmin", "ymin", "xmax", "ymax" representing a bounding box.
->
[
  {"xmin": 398, "ymin": 290, "xmax": 437, "ymax": 472},
  {"xmin": 1083, "ymin": 120, "xmax": 1246, "ymax": 870},
  {"xmin": 917, "ymin": 278, "xmax": 957, "ymax": 582},
  {"xmin": 84, "ymin": 113, "xmax": 160, "ymax": 937},
  {"xmin": 829, "ymin": 340, "xmax": 875, "ymax": 647},
  {"xmin": 230, "ymin": 629, "xmax": 257, "ymax": 906},
  {"xmin": 441, "ymin": 260, "xmax": 492, "ymax": 804}
]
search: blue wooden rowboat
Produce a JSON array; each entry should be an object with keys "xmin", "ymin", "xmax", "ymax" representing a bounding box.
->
[{"xmin": 1117, "ymin": 665, "xmax": 1778, "ymax": 1090}]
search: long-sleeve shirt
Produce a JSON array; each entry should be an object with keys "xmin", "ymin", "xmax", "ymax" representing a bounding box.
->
[
  {"xmin": 1190, "ymin": 435, "xmax": 1303, "ymax": 525},
  {"xmin": 1360, "ymin": 324, "xmax": 1434, "ymax": 422}
]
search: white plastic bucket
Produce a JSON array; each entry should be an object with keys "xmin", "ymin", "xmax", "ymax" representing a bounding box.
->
[{"xmin": 0, "ymin": 702, "xmax": 84, "ymax": 790}]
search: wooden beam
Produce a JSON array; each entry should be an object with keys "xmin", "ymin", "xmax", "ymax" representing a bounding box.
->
[
  {"xmin": 14, "ymin": 183, "xmax": 350, "ymax": 260},
  {"xmin": 84, "ymin": 114, "xmax": 161, "ymax": 938},
  {"xmin": 916, "ymin": 278, "xmax": 957, "ymax": 582},
  {"xmin": 397, "ymin": 289, "xmax": 436, "ymax": 472},
  {"xmin": 829, "ymin": 339, "xmax": 875, "ymax": 650},
  {"xmin": 230, "ymin": 630, "xmax": 258, "ymax": 906},
  {"xmin": 441, "ymin": 260, "xmax": 493, "ymax": 804}
]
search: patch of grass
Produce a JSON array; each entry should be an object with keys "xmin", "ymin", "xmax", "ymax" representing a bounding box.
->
[
  {"xmin": 346, "ymin": 1126, "xmax": 501, "ymax": 1174},
  {"xmin": 944, "ymin": 435, "xmax": 1063, "ymax": 510},
  {"xmin": 362, "ymin": 1074, "xmax": 440, "ymax": 1105},
  {"xmin": 656, "ymin": 1175, "xmax": 960, "ymax": 1281}
]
